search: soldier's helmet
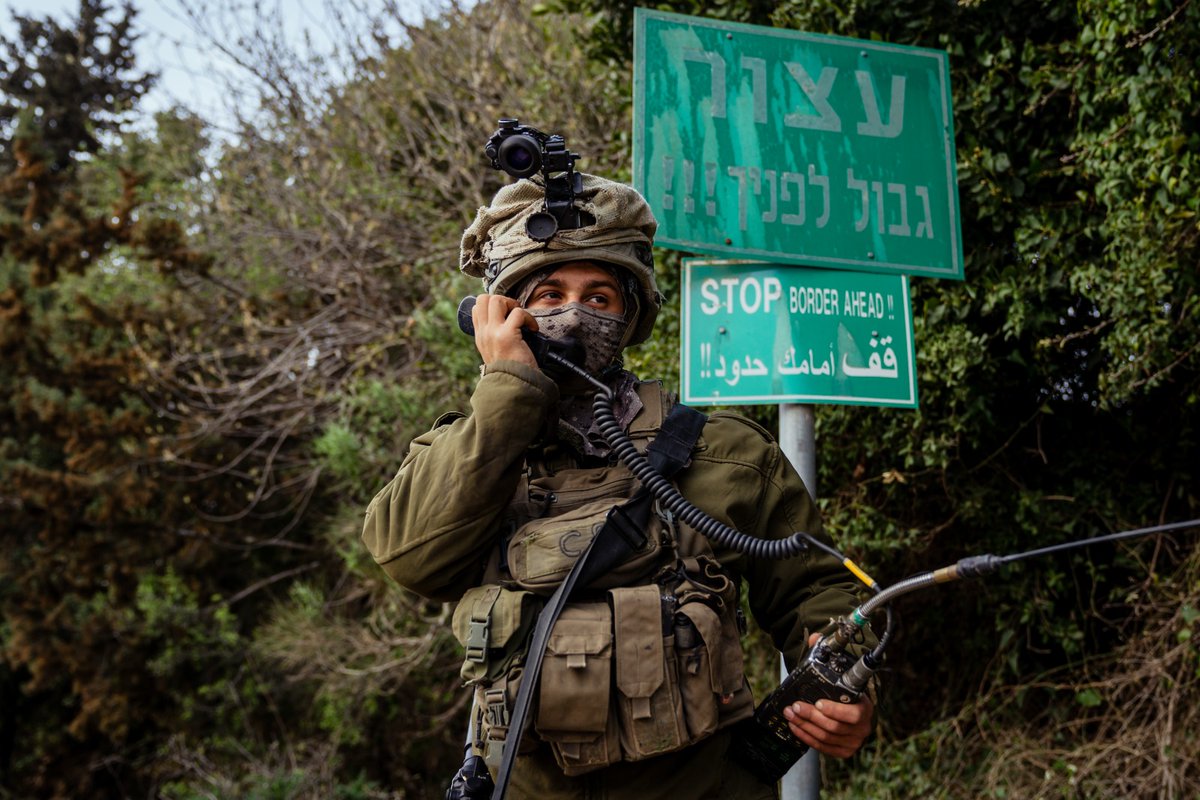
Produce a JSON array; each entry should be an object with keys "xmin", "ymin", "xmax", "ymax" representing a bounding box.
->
[{"xmin": 460, "ymin": 173, "xmax": 662, "ymax": 349}]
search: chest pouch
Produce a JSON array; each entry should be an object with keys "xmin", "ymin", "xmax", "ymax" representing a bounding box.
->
[
  {"xmin": 506, "ymin": 497, "xmax": 667, "ymax": 594},
  {"xmin": 534, "ymin": 601, "xmax": 620, "ymax": 774}
]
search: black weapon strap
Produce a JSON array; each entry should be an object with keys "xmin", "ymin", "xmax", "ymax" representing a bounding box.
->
[{"xmin": 490, "ymin": 401, "xmax": 707, "ymax": 800}]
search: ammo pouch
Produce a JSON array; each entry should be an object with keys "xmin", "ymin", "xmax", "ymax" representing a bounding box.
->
[
  {"xmin": 535, "ymin": 602, "xmax": 620, "ymax": 772},
  {"xmin": 452, "ymin": 585, "xmax": 542, "ymax": 685},
  {"xmin": 452, "ymin": 585, "xmax": 544, "ymax": 769},
  {"xmin": 534, "ymin": 576, "xmax": 749, "ymax": 776}
]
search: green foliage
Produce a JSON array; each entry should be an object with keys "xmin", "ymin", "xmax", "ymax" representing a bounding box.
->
[
  {"xmin": 314, "ymin": 276, "xmax": 483, "ymax": 495},
  {"xmin": 314, "ymin": 380, "xmax": 434, "ymax": 493},
  {"xmin": 0, "ymin": 4, "xmax": 310, "ymax": 798},
  {"xmin": 134, "ymin": 568, "xmax": 241, "ymax": 678}
]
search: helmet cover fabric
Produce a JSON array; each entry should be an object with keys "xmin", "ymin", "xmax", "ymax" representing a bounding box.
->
[{"xmin": 460, "ymin": 173, "xmax": 662, "ymax": 345}]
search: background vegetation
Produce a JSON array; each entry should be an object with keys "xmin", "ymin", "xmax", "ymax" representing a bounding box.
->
[{"xmin": 0, "ymin": 0, "xmax": 1196, "ymax": 797}]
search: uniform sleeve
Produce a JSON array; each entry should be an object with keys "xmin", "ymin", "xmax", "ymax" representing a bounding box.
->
[
  {"xmin": 361, "ymin": 360, "xmax": 558, "ymax": 602},
  {"xmin": 679, "ymin": 413, "xmax": 876, "ymax": 668}
]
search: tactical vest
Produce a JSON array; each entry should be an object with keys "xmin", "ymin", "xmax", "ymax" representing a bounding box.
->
[{"xmin": 451, "ymin": 382, "xmax": 755, "ymax": 778}]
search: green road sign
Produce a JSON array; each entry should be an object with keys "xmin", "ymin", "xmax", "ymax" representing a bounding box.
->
[
  {"xmin": 634, "ymin": 9, "xmax": 963, "ymax": 280},
  {"xmin": 682, "ymin": 260, "xmax": 917, "ymax": 407}
]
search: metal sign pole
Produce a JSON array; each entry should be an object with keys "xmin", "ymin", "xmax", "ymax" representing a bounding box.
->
[{"xmin": 778, "ymin": 402, "xmax": 820, "ymax": 800}]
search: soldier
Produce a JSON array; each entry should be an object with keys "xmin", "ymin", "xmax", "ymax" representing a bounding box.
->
[{"xmin": 362, "ymin": 173, "xmax": 874, "ymax": 799}]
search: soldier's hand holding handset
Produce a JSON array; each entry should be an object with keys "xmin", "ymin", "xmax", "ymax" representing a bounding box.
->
[{"xmin": 471, "ymin": 293, "xmax": 539, "ymax": 368}]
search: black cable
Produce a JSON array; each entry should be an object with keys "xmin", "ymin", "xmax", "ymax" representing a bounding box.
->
[
  {"xmin": 998, "ymin": 518, "xmax": 1200, "ymax": 567},
  {"xmin": 856, "ymin": 518, "xmax": 1200, "ymax": 623},
  {"xmin": 790, "ymin": 531, "xmax": 893, "ymax": 663},
  {"xmin": 867, "ymin": 606, "xmax": 893, "ymax": 667},
  {"xmin": 547, "ymin": 352, "xmax": 813, "ymax": 560}
]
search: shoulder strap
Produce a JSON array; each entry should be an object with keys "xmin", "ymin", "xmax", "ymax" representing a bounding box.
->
[
  {"xmin": 489, "ymin": 400, "xmax": 706, "ymax": 800},
  {"xmin": 646, "ymin": 401, "xmax": 706, "ymax": 478}
]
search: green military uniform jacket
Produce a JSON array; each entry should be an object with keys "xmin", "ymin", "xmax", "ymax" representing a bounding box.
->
[{"xmin": 363, "ymin": 360, "xmax": 870, "ymax": 799}]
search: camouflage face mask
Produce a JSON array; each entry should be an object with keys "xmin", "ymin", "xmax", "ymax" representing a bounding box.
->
[{"xmin": 527, "ymin": 302, "xmax": 626, "ymax": 380}]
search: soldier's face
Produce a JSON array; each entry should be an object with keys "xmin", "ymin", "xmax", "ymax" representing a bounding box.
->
[{"xmin": 524, "ymin": 262, "xmax": 625, "ymax": 316}]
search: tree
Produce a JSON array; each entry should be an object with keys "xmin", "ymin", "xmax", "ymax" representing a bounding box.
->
[
  {"xmin": 0, "ymin": 3, "xmax": 277, "ymax": 797},
  {"xmin": 0, "ymin": 0, "xmax": 153, "ymax": 176}
]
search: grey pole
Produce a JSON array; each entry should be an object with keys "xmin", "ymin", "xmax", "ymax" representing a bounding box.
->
[{"xmin": 778, "ymin": 402, "xmax": 821, "ymax": 800}]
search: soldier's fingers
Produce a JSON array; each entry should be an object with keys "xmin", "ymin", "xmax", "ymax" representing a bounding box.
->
[
  {"xmin": 785, "ymin": 716, "xmax": 860, "ymax": 745},
  {"xmin": 473, "ymin": 294, "xmax": 507, "ymax": 330},
  {"xmin": 811, "ymin": 697, "xmax": 872, "ymax": 725},
  {"xmin": 471, "ymin": 293, "xmax": 488, "ymax": 330},
  {"xmin": 784, "ymin": 699, "xmax": 872, "ymax": 754},
  {"xmin": 483, "ymin": 294, "xmax": 518, "ymax": 326},
  {"xmin": 784, "ymin": 719, "xmax": 860, "ymax": 759},
  {"xmin": 503, "ymin": 306, "xmax": 538, "ymax": 333}
]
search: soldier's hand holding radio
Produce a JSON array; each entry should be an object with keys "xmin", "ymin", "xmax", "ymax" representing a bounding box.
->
[{"xmin": 780, "ymin": 631, "xmax": 875, "ymax": 759}]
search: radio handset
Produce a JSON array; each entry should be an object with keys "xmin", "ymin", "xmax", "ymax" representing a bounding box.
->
[{"xmin": 456, "ymin": 296, "xmax": 584, "ymax": 379}]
